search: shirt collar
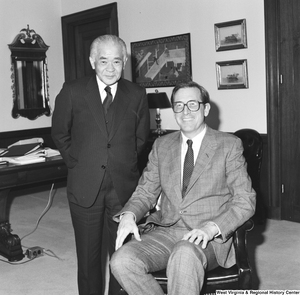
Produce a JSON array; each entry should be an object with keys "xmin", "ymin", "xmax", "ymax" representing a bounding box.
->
[
  {"xmin": 181, "ymin": 125, "xmax": 207, "ymax": 163},
  {"xmin": 181, "ymin": 124, "xmax": 207, "ymax": 146},
  {"xmin": 95, "ymin": 76, "xmax": 118, "ymax": 101}
]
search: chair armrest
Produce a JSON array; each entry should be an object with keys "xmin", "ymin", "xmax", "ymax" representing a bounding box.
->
[{"xmin": 233, "ymin": 219, "xmax": 254, "ymax": 288}]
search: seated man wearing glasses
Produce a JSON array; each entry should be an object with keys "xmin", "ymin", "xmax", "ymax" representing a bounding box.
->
[{"xmin": 110, "ymin": 81, "xmax": 256, "ymax": 295}]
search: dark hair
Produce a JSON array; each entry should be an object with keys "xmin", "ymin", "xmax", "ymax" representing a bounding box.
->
[{"xmin": 170, "ymin": 81, "xmax": 210, "ymax": 104}]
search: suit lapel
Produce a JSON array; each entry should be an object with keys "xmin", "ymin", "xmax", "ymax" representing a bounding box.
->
[
  {"xmin": 185, "ymin": 127, "xmax": 218, "ymax": 196},
  {"xmin": 84, "ymin": 76, "xmax": 108, "ymax": 137},
  {"xmin": 167, "ymin": 133, "xmax": 183, "ymax": 201},
  {"xmin": 108, "ymin": 79, "xmax": 130, "ymax": 140}
]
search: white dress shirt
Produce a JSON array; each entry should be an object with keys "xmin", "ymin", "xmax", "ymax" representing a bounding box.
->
[
  {"xmin": 180, "ymin": 125, "xmax": 207, "ymax": 186},
  {"xmin": 95, "ymin": 76, "xmax": 117, "ymax": 102}
]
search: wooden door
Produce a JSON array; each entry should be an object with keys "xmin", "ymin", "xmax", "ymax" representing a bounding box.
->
[
  {"xmin": 265, "ymin": 0, "xmax": 300, "ymax": 222},
  {"xmin": 279, "ymin": 0, "xmax": 300, "ymax": 222},
  {"xmin": 61, "ymin": 3, "xmax": 118, "ymax": 82}
]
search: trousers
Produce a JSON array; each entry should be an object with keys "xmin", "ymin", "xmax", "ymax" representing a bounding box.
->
[
  {"xmin": 69, "ymin": 169, "xmax": 122, "ymax": 295},
  {"xmin": 110, "ymin": 223, "xmax": 219, "ymax": 295}
]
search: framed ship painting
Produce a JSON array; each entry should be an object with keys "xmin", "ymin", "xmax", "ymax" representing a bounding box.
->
[
  {"xmin": 216, "ymin": 59, "xmax": 248, "ymax": 89},
  {"xmin": 214, "ymin": 19, "xmax": 247, "ymax": 51}
]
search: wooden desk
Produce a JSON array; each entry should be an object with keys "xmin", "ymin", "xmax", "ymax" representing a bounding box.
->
[{"xmin": 0, "ymin": 156, "xmax": 67, "ymax": 261}]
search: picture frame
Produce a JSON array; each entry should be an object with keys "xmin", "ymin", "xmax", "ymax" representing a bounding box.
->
[
  {"xmin": 130, "ymin": 33, "xmax": 192, "ymax": 88},
  {"xmin": 214, "ymin": 19, "xmax": 247, "ymax": 51},
  {"xmin": 216, "ymin": 59, "xmax": 248, "ymax": 89}
]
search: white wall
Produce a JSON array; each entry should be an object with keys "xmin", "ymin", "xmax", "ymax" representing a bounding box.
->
[
  {"xmin": 0, "ymin": 0, "xmax": 266, "ymax": 134},
  {"xmin": 61, "ymin": 0, "xmax": 267, "ymax": 133},
  {"xmin": 0, "ymin": 0, "xmax": 63, "ymax": 132}
]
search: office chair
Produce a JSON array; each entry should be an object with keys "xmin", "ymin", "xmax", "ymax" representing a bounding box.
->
[{"xmin": 234, "ymin": 128, "xmax": 264, "ymax": 224}]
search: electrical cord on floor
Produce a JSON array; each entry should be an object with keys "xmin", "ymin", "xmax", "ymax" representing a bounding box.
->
[
  {"xmin": 43, "ymin": 248, "xmax": 63, "ymax": 260},
  {"xmin": 21, "ymin": 183, "xmax": 55, "ymax": 242},
  {"xmin": 0, "ymin": 256, "xmax": 38, "ymax": 265},
  {"xmin": 0, "ymin": 183, "xmax": 63, "ymax": 264}
]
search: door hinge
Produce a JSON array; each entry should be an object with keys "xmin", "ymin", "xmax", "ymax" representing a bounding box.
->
[
  {"xmin": 280, "ymin": 74, "xmax": 283, "ymax": 84},
  {"xmin": 281, "ymin": 184, "xmax": 285, "ymax": 193}
]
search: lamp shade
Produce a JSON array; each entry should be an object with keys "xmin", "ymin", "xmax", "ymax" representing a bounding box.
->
[{"xmin": 147, "ymin": 92, "xmax": 171, "ymax": 109}]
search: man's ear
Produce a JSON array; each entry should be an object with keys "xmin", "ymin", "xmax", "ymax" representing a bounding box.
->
[
  {"xmin": 123, "ymin": 57, "xmax": 128, "ymax": 70},
  {"xmin": 204, "ymin": 103, "xmax": 211, "ymax": 117},
  {"xmin": 89, "ymin": 57, "xmax": 95, "ymax": 70}
]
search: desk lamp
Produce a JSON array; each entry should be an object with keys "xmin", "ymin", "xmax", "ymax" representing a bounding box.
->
[{"xmin": 147, "ymin": 90, "xmax": 171, "ymax": 136}]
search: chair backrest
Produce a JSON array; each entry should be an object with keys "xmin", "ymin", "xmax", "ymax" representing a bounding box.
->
[{"xmin": 233, "ymin": 128, "xmax": 263, "ymax": 194}]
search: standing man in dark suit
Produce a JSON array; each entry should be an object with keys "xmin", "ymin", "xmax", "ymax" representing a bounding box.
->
[
  {"xmin": 51, "ymin": 35, "xmax": 150, "ymax": 295},
  {"xmin": 110, "ymin": 81, "xmax": 255, "ymax": 295}
]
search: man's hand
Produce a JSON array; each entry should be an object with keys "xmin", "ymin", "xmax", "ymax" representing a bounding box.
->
[
  {"xmin": 182, "ymin": 222, "xmax": 219, "ymax": 249},
  {"xmin": 115, "ymin": 213, "xmax": 141, "ymax": 251}
]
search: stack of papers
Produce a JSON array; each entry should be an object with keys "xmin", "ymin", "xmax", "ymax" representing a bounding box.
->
[
  {"xmin": 0, "ymin": 138, "xmax": 61, "ymax": 165},
  {"xmin": 0, "ymin": 142, "xmax": 43, "ymax": 157},
  {"xmin": 2, "ymin": 155, "xmax": 46, "ymax": 165}
]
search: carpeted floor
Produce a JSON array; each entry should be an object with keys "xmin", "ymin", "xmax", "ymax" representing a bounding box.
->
[
  {"xmin": 1, "ymin": 183, "xmax": 300, "ymax": 294},
  {"xmin": 247, "ymin": 216, "xmax": 300, "ymax": 290}
]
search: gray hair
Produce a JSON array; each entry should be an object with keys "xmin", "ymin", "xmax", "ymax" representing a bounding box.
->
[{"xmin": 90, "ymin": 35, "xmax": 127, "ymax": 62}]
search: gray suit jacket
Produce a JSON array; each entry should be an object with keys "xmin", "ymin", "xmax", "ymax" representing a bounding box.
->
[{"xmin": 116, "ymin": 127, "xmax": 256, "ymax": 268}]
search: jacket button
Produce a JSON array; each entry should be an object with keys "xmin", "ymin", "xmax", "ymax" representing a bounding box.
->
[
  {"xmin": 107, "ymin": 144, "xmax": 111, "ymax": 148},
  {"xmin": 179, "ymin": 210, "xmax": 183, "ymax": 214},
  {"xmin": 101, "ymin": 165, "xmax": 106, "ymax": 169}
]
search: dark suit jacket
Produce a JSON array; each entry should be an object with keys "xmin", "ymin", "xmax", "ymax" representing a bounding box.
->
[
  {"xmin": 51, "ymin": 76, "xmax": 150, "ymax": 207},
  {"xmin": 115, "ymin": 127, "xmax": 256, "ymax": 268}
]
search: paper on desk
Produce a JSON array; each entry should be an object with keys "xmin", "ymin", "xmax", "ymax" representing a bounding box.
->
[
  {"xmin": 1, "ymin": 142, "xmax": 43, "ymax": 157},
  {"xmin": 9, "ymin": 147, "xmax": 61, "ymax": 157},
  {"xmin": 0, "ymin": 148, "xmax": 6, "ymax": 155},
  {"xmin": 7, "ymin": 137, "xmax": 44, "ymax": 148},
  {"xmin": 44, "ymin": 148, "xmax": 61, "ymax": 157},
  {"xmin": 0, "ymin": 138, "xmax": 44, "ymax": 157},
  {"xmin": 0, "ymin": 148, "xmax": 60, "ymax": 165},
  {"xmin": 0, "ymin": 155, "xmax": 46, "ymax": 165}
]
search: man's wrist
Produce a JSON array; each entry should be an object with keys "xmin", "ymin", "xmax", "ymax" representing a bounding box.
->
[
  {"xmin": 120, "ymin": 212, "xmax": 136, "ymax": 222},
  {"xmin": 205, "ymin": 221, "xmax": 221, "ymax": 238}
]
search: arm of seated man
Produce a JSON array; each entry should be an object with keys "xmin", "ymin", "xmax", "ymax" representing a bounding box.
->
[
  {"xmin": 115, "ymin": 212, "xmax": 141, "ymax": 251},
  {"xmin": 182, "ymin": 221, "xmax": 220, "ymax": 249}
]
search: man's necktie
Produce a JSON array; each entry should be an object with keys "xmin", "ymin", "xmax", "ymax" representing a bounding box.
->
[
  {"xmin": 103, "ymin": 86, "xmax": 113, "ymax": 115},
  {"xmin": 182, "ymin": 139, "xmax": 194, "ymax": 197}
]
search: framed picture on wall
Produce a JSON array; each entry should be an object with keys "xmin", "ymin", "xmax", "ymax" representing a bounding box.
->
[
  {"xmin": 130, "ymin": 33, "xmax": 192, "ymax": 88},
  {"xmin": 214, "ymin": 19, "xmax": 247, "ymax": 51},
  {"xmin": 216, "ymin": 59, "xmax": 248, "ymax": 89}
]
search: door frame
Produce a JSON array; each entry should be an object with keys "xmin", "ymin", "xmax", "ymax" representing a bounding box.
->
[
  {"xmin": 61, "ymin": 3, "xmax": 118, "ymax": 82},
  {"xmin": 264, "ymin": 0, "xmax": 282, "ymax": 219}
]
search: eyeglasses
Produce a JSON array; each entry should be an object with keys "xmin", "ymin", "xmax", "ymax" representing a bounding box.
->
[{"xmin": 172, "ymin": 100, "xmax": 205, "ymax": 113}]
